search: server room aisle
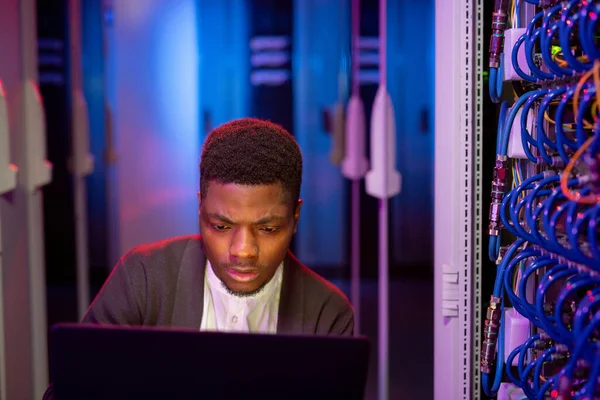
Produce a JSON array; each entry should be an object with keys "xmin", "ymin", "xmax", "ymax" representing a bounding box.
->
[{"xmin": 323, "ymin": 279, "xmax": 434, "ymax": 400}]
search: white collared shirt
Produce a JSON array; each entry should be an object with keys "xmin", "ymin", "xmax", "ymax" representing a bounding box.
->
[{"xmin": 199, "ymin": 260, "xmax": 283, "ymax": 334}]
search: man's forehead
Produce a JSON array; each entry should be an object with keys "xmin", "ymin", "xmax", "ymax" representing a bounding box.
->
[
  {"xmin": 203, "ymin": 207, "xmax": 289, "ymax": 224},
  {"xmin": 207, "ymin": 180, "xmax": 282, "ymax": 194},
  {"xmin": 202, "ymin": 183, "xmax": 289, "ymax": 216}
]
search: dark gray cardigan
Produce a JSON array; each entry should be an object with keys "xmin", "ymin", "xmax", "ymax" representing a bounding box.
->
[
  {"xmin": 82, "ymin": 234, "xmax": 354, "ymax": 335},
  {"xmin": 43, "ymin": 235, "xmax": 354, "ymax": 399}
]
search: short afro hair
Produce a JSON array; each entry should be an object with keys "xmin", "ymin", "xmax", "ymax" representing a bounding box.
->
[{"xmin": 200, "ymin": 117, "xmax": 303, "ymax": 204}]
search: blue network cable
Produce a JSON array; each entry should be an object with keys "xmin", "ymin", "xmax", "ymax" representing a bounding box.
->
[
  {"xmin": 520, "ymin": 89, "xmax": 548, "ymax": 162},
  {"xmin": 512, "ymin": 33, "xmax": 536, "ymax": 82},
  {"xmin": 541, "ymin": 4, "xmax": 571, "ymax": 78},
  {"xmin": 489, "ymin": 101, "xmax": 510, "ymax": 262},
  {"xmin": 554, "ymin": 86, "xmax": 579, "ymax": 164},
  {"xmin": 500, "ymin": 91, "xmax": 544, "ymax": 155},
  {"xmin": 489, "ymin": 57, "xmax": 505, "ymax": 104},
  {"xmin": 536, "ymin": 87, "xmax": 566, "ymax": 163},
  {"xmin": 485, "ymin": 2, "xmax": 600, "ymax": 398},
  {"xmin": 524, "ymin": 12, "xmax": 553, "ymax": 81}
]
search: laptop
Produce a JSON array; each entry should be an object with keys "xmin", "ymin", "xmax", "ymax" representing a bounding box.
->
[{"xmin": 49, "ymin": 323, "xmax": 370, "ymax": 400}]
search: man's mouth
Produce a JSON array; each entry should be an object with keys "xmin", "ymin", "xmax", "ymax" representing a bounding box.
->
[{"xmin": 225, "ymin": 267, "xmax": 260, "ymax": 283}]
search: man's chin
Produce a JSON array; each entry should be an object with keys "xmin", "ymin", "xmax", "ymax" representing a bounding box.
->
[{"xmin": 221, "ymin": 280, "xmax": 266, "ymax": 298}]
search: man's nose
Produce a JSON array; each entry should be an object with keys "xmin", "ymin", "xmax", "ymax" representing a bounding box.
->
[{"xmin": 229, "ymin": 228, "xmax": 258, "ymax": 260}]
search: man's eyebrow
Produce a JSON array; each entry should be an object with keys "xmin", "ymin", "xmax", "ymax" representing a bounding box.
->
[
  {"xmin": 255, "ymin": 215, "xmax": 287, "ymax": 225},
  {"xmin": 206, "ymin": 213, "xmax": 286, "ymax": 225},
  {"xmin": 207, "ymin": 213, "xmax": 235, "ymax": 224}
]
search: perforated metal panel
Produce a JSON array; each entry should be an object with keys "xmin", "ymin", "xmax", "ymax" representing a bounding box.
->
[
  {"xmin": 434, "ymin": 0, "xmax": 482, "ymax": 398},
  {"xmin": 472, "ymin": 0, "xmax": 484, "ymax": 398},
  {"xmin": 460, "ymin": 1, "xmax": 474, "ymax": 397}
]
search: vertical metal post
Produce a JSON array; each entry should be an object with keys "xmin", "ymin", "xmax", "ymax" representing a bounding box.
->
[
  {"xmin": 365, "ymin": 0, "xmax": 401, "ymax": 396},
  {"xmin": 0, "ymin": 80, "xmax": 17, "ymax": 400},
  {"xmin": 472, "ymin": 0, "xmax": 484, "ymax": 398},
  {"xmin": 69, "ymin": 0, "xmax": 94, "ymax": 320},
  {"xmin": 20, "ymin": 0, "xmax": 53, "ymax": 397},
  {"xmin": 433, "ymin": 0, "xmax": 479, "ymax": 399},
  {"xmin": 378, "ymin": 1, "xmax": 388, "ymax": 398},
  {"xmin": 350, "ymin": 0, "xmax": 361, "ymax": 336},
  {"xmin": 102, "ymin": 0, "xmax": 121, "ymax": 270},
  {"xmin": 0, "ymin": 1, "xmax": 52, "ymax": 398}
]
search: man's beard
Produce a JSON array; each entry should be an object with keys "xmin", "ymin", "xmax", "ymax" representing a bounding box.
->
[
  {"xmin": 219, "ymin": 262, "xmax": 269, "ymax": 298},
  {"xmin": 220, "ymin": 280, "xmax": 268, "ymax": 298}
]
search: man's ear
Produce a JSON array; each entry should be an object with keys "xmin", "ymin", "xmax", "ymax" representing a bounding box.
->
[{"xmin": 293, "ymin": 199, "xmax": 303, "ymax": 233}]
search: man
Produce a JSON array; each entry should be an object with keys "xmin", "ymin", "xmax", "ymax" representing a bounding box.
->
[{"xmin": 82, "ymin": 117, "xmax": 354, "ymax": 335}]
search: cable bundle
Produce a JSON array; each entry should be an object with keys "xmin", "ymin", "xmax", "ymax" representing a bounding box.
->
[
  {"xmin": 483, "ymin": 1, "xmax": 600, "ymax": 398},
  {"xmin": 487, "ymin": 69, "xmax": 600, "ymax": 263},
  {"xmin": 495, "ymin": 241, "xmax": 600, "ymax": 399},
  {"xmin": 500, "ymin": 172, "xmax": 600, "ymax": 269},
  {"xmin": 510, "ymin": 1, "xmax": 598, "ymax": 83}
]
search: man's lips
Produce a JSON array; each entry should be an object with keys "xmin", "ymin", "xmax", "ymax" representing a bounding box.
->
[{"xmin": 225, "ymin": 267, "xmax": 259, "ymax": 283}]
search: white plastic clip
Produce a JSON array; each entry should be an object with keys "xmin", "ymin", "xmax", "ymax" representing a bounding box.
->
[
  {"xmin": 70, "ymin": 89, "xmax": 94, "ymax": 177},
  {"xmin": 0, "ymin": 79, "xmax": 17, "ymax": 195},
  {"xmin": 341, "ymin": 95, "xmax": 369, "ymax": 179},
  {"xmin": 441, "ymin": 263, "xmax": 459, "ymax": 318},
  {"xmin": 365, "ymin": 86, "xmax": 401, "ymax": 199},
  {"xmin": 22, "ymin": 79, "xmax": 52, "ymax": 191}
]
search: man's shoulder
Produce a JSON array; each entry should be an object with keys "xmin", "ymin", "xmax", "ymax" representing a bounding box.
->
[
  {"xmin": 290, "ymin": 254, "xmax": 352, "ymax": 310},
  {"xmin": 119, "ymin": 234, "xmax": 203, "ymax": 273},
  {"xmin": 127, "ymin": 234, "xmax": 201, "ymax": 257}
]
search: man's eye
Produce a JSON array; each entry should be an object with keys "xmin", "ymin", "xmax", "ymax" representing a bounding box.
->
[
  {"xmin": 261, "ymin": 227, "xmax": 278, "ymax": 233},
  {"xmin": 212, "ymin": 224, "xmax": 229, "ymax": 231}
]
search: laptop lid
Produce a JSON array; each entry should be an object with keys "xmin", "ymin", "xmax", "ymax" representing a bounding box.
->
[{"xmin": 49, "ymin": 323, "xmax": 370, "ymax": 400}]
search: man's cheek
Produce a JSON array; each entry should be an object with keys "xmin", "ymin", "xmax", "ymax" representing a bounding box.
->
[{"xmin": 205, "ymin": 239, "xmax": 228, "ymax": 259}]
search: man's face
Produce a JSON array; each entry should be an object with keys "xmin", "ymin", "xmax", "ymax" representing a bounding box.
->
[{"xmin": 199, "ymin": 181, "xmax": 301, "ymax": 296}]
